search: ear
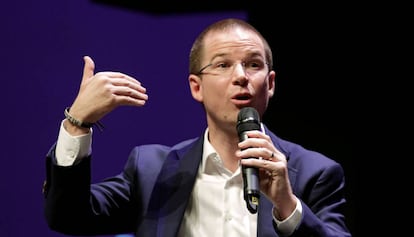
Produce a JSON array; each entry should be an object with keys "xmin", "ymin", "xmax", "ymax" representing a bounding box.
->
[
  {"xmin": 189, "ymin": 74, "xmax": 203, "ymax": 102},
  {"xmin": 267, "ymin": 70, "xmax": 276, "ymax": 98}
]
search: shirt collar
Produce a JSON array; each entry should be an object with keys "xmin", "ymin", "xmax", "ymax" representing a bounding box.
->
[
  {"xmin": 200, "ymin": 123, "xmax": 267, "ymax": 171},
  {"xmin": 200, "ymin": 128, "xmax": 219, "ymax": 174}
]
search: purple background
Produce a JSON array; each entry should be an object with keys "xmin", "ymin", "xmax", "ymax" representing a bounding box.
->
[
  {"xmin": 1, "ymin": 1, "xmax": 357, "ymax": 236},
  {"xmin": 1, "ymin": 1, "xmax": 247, "ymax": 236}
]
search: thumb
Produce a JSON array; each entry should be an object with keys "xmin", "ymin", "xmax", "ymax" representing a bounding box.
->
[{"xmin": 82, "ymin": 55, "xmax": 95, "ymax": 82}]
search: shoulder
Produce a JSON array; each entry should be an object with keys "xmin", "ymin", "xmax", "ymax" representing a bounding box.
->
[
  {"xmin": 135, "ymin": 137, "xmax": 200, "ymax": 153},
  {"xmin": 266, "ymin": 127, "xmax": 342, "ymax": 173},
  {"xmin": 127, "ymin": 137, "xmax": 201, "ymax": 160},
  {"xmin": 268, "ymin": 132, "xmax": 346, "ymax": 194},
  {"xmin": 122, "ymin": 137, "xmax": 201, "ymax": 173}
]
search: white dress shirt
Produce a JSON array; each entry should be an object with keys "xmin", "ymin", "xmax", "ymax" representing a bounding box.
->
[{"xmin": 177, "ymin": 128, "xmax": 257, "ymax": 237}]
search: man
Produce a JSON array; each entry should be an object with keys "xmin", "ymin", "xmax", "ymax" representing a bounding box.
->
[{"xmin": 44, "ymin": 18, "xmax": 351, "ymax": 237}]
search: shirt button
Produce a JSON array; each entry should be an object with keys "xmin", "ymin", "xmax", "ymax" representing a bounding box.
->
[{"xmin": 224, "ymin": 213, "xmax": 232, "ymax": 221}]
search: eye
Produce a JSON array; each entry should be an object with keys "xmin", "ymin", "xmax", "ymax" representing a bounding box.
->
[
  {"xmin": 249, "ymin": 62, "xmax": 260, "ymax": 68},
  {"xmin": 215, "ymin": 62, "xmax": 231, "ymax": 69},
  {"xmin": 246, "ymin": 60, "xmax": 265, "ymax": 70}
]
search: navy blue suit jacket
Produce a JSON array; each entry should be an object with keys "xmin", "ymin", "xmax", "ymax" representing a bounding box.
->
[{"xmin": 44, "ymin": 125, "xmax": 351, "ymax": 237}]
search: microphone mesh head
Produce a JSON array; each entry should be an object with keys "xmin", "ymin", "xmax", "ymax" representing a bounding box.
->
[{"xmin": 236, "ymin": 107, "xmax": 261, "ymax": 135}]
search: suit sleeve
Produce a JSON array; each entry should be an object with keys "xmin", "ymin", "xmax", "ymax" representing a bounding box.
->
[
  {"xmin": 43, "ymin": 144, "xmax": 139, "ymax": 236},
  {"xmin": 293, "ymin": 162, "xmax": 351, "ymax": 237}
]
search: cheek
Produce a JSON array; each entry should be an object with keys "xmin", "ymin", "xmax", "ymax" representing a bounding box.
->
[
  {"xmin": 251, "ymin": 79, "xmax": 268, "ymax": 96},
  {"xmin": 202, "ymin": 82, "xmax": 228, "ymax": 104},
  {"xmin": 260, "ymin": 87, "xmax": 271, "ymax": 104},
  {"xmin": 204, "ymin": 81, "xmax": 227, "ymax": 96},
  {"xmin": 251, "ymin": 82, "xmax": 271, "ymax": 106}
]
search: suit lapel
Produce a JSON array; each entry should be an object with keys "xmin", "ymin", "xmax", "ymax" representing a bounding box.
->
[{"xmin": 148, "ymin": 137, "xmax": 204, "ymax": 237}]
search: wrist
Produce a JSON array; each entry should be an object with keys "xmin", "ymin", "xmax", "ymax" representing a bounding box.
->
[
  {"xmin": 64, "ymin": 107, "xmax": 104, "ymax": 131},
  {"xmin": 63, "ymin": 118, "xmax": 90, "ymax": 135}
]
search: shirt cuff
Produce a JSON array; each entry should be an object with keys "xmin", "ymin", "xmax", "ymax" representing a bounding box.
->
[
  {"xmin": 55, "ymin": 120, "xmax": 92, "ymax": 166},
  {"xmin": 272, "ymin": 197, "xmax": 302, "ymax": 236}
]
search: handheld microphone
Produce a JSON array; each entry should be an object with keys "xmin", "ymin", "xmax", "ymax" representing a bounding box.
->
[{"xmin": 236, "ymin": 107, "xmax": 261, "ymax": 214}]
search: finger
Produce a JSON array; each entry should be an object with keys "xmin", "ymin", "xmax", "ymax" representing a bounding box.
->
[
  {"xmin": 262, "ymin": 147, "xmax": 274, "ymax": 160},
  {"xmin": 238, "ymin": 137, "xmax": 268, "ymax": 151},
  {"xmin": 240, "ymin": 157, "xmax": 271, "ymax": 168},
  {"xmin": 110, "ymin": 77, "xmax": 147, "ymax": 93},
  {"xmin": 113, "ymin": 87, "xmax": 149, "ymax": 103},
  {"xmin": 123, "ymin": 96, "xmax": 148, "ymax": 107},
  {"xmin": 82, "ymin": 56, "xmax": 95, "ymax": 82}
]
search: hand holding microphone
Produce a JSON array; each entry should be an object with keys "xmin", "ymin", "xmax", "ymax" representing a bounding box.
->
[{"xmin": 237, "ymin": 107, "xmax": 294, "ymax": 217}]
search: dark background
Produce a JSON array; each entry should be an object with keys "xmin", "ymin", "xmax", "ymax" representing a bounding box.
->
[{"xmin": 0, "ymin": 1, "xmax": 357, "ymax": 236}]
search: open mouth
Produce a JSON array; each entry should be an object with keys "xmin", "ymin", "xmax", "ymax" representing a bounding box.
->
[
  {"xmin": 232, "ymin": 93, "xmax": 252, "ymax": 106},
  {"xmin": 234, "ymin": 93, "xmax": 252, "ymax": 100}
]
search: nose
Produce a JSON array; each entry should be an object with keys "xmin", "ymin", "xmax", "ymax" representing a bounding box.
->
[{"xmin": 232, "ymin": 63, "xmax": 248, "ymax": 86}]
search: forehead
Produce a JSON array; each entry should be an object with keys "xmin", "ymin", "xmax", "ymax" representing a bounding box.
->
[{"xmin": 202, "ymin": 28, "xmax": 265, "ymax": 60}]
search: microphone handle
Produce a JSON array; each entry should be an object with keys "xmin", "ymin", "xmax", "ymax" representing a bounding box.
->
[{"xmin": 242, "ymin": 164, "xmax": 260, "ymax": 214}]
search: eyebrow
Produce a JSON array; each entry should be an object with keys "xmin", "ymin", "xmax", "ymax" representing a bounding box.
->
[{"xmin": 207, "ymin": 51, "xmax": 265, "ymax": 63}]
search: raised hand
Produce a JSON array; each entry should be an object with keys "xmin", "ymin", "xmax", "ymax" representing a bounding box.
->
[{"xmin": 64, "ymin": 56, "xmax": 148, "ymax": 134}]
